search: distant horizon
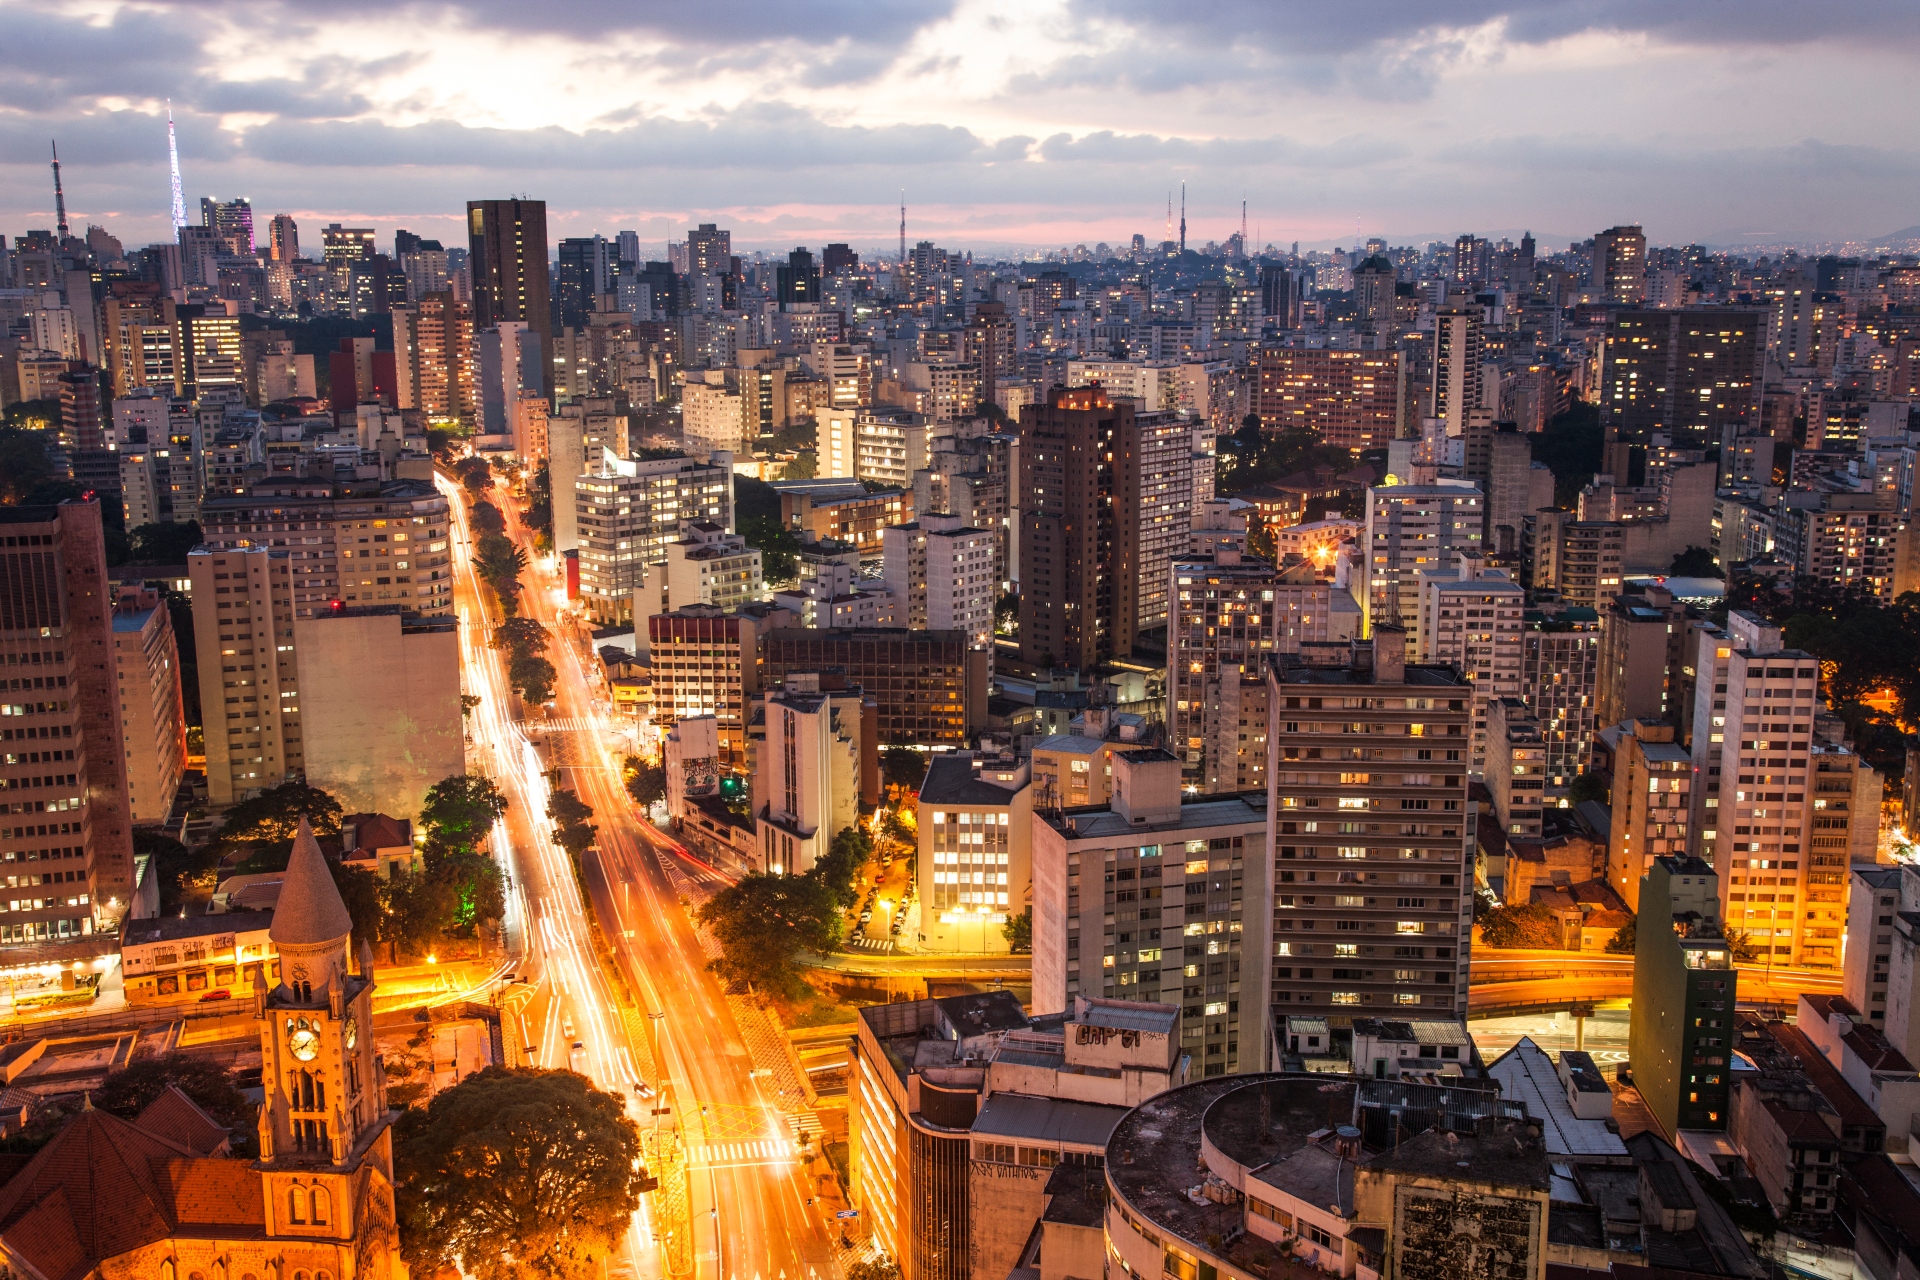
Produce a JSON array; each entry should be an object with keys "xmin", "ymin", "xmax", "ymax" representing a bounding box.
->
[{"xmin": 5, "ymin": 2, "xmax": 1917, "ymax": 258}]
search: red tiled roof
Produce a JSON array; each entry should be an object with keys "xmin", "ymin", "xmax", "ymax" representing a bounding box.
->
[
  {"xmin": 135, "ymin": 1087, "xmax": 230, "ymax": 1157},
  {"xmin": 159, "ymin": 1159, "xmax": 264, "ymax": 1229},
  {"xmin": 1767, "ymin": 1023, "xmax": 1886, "ymax": 1132},
  {"xmin": 0, "ymin": 1108, "xmax": 193, "ymax": 1274},
  {"xmin": 1841, "ymin": 1026, "xmax": 1916, "ymax": 1073}
]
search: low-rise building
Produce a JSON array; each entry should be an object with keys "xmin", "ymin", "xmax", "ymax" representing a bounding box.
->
[
  {"xmin": 915, "ymin": 753, "xmax": 1032, "ymax": 953},
  {"xmin": 119, "ymin": 909, "xmax": 276, "ymax": 1005}
]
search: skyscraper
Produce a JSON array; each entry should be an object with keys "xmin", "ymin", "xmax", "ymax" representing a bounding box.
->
[
  {"xmin": 0, "ymin": 498, "xmax": 139, "ymax": 946},
  {"xmin": 267, "ymin": 214, "xmax": 299, "ymax": 263},
  {"xmin": 687, "ymin": 222, "xmax": 731, "ymax": 277},
  {"xmin": 775, "ymin": 247, "xmax": 822, "ymax": 307},
  {"xmin": 468, "ymin": 199, "xmax": 553, "ymax": 393},
  {"xmin": 200, "ymin": 197, "xmax": 254, "ymax": 255},
  {"xmin": 1599, "ymin": 308, "xmax": 1764, "ymax": 453},
  {"xmin": 1593, "ymin": 224, "xmax": 1648, "ymax": 305},
  {"xmin": 1428, "ymin": 308, "xmax": 1484, "ymax": 435},
  {"xmin": 554, "ymin": 235, "xmax": 612, "ymax": 331}
]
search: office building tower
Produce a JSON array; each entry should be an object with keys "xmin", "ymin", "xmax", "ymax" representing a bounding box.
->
[
  {"xmin": 775, "ymin": 247, "xmax": 822, "ymax": 307},
  {"xmin": 200, "ymin": 197, "xmax": 254, "ymax": 255},
  {"xmin": 1362, "ymin": 482, "xmax": 1483, "ymax": 634},
  {"xmin": 880, "ymin": 514, "xmax": 996, "ymax": 645},
  {"xmin": 1593, "ymin": 225, "xmax": 1647, "ymax": 304},
  {"xmin": 915, "ymin": 753, "xmax": 1033, "ymax": 953},
  {"xmin": 1526, "ymin": 511, "xmax": 1627, "ymax": 610},
  {"xmin": 647, "ymin": 606, "xmax": 785, "ymax": 766},
  {"xmin": 1168, "ymin": 551, "xmax": 1361, "ymax": 794},
  {"xmin": 1264, "ymin": 632, "xmax": 1475, "ymax": 1017},
  {"xmin": 549, "ymin": 400, "xmax": 630, "ymax": 555},
  {"xmin": 1703, "ymin": 638, "xmax": 1878, "ymax": 971},
  {"xmin": 963, "ymin": 301, "xmax": 1016, "ymax": 405},
  {"xmin": 188, "ymin": 545, "xmax": 301, "ymax": 807},
  {"xmin": 1351, "ymin": 253, "xmax": 1397, "ymax": 323},
  {"xmin": 686, "ymin": 223, "xmax": 731, "ymax": 279},
  {"xmin": 110, "ymin": 588, "xmax": 187, "ymax": 826},
  {"xmin": 0, "ymin": 500, "xmax": 138, "ymax": 944},
  {"xmin": 574, "ymin": 451, "xmax": 734, "ymax": 624},
  {"xmin": 1597, "ymin": 582, "xmax": 1689, "ymax": 729},
  {"xmin": 1031, "ymin": 747, "xmax": 1268, "ymax": 1074},
  {"xmin": 476, "ymin": 323, "xmax": 534, "ymax": 436},
  {"xmin": 1259, "ymin": 262, "xmax": 1303, "ymax": 329},
  {"xmin": 320, "ymin": 224, "xmax": 375, "ymax": 267},
  {"xmin": 1485, "ymin": 427, "xmax": 1551, "ymax": 565},
  {"xmin": 1017, "ymin": 388, "xmax": 1192, "ymax": 670},
  {"xmin": 292, "ymin": 605, "xmax": 461, "ymax": 818},
  {"xmin": 1254, "ymin": 348, "xmax": 1403, "ymax": 450},
  {"xmin": 1603, "ymin": 720, "xmax": 1694, "ymax": 911},
  {"xmin": 762, "ymin": 629, "xmax": 987, "ymax": 748},
  {"xmin": 173, "ymin": 305, "xmax": 244, "ymax": 399},
  {"xmin": 1631, "ymin": 856, "xmax": 1737, "ymax": 1136},
  {"xmin": 195, "ymin": 479, "xmax": 453, "ymax": 619},
  {"xmin": 267, "ymin": 214, "xmax": 299, "ymax": 263},
  {"xmin": 1521, "ymin": 606, "xmax": 1601, "ymax": 798},
  {"xmin": 466, "ymin": 199, "xmax": 552, "ymax": 388},
  {"xmin": 1428, "ymin": 308, "xmax": 1484, "ymax": 436},
  {"xmin": 751, "ymin": 672, "xmax": 874, "ymax": 876},
  {"xmin": 1415, "ymin": 559, "xmax": 1524, "ymax": 768},
  {"xmin": 1485, "ymin": 698, "xmax": 1545, "ymax": 838},
  {"xmin": 391, "ymin": 292, "xmax": 477, "ymax": 424},
  {"xmin": 552, "ymin": 235, "xmax": 612, "ymax": 331},
  {"xmin": 1599, "ymin": 308, "xmax": 1765, "ymax": 453}
]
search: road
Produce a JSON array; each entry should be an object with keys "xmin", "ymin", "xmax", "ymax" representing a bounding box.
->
[
  {"xmin": 446, "ymin": 472, "xmax": 841, "ymax": 1280},
  {"xmin": 1467, "ymin": 948, "xmax": 1843, "ymax": 1016}
]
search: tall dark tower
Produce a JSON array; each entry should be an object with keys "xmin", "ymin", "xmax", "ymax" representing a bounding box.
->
[
  {"xmin": 466, "ymin": 198, "xmax": 553, "ymax": 392},
  {"xmin": 50, "ymin": 141, "xmax": 68, "ymax": 240},
  {"xmin": 1178, "ymin": 181, "xmax": 1186, "ymax": 254}
]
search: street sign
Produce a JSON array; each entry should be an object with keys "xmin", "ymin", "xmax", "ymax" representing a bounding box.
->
[{"xmin": 834, "ymin": 1209, "xmax": 859, "ymax": 1220}]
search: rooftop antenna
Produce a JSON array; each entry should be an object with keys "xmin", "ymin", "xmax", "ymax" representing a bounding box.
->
[
  {"xmin": 50, "ymin": 141, "xmax": 68, "ymax": 240},
  {"xmin": 167, "ymin": 101, "xmax": 187, "ymax": 229},
  {"xmin": 1179, "ymin": 181, "xmax": 1186, "ymax": 254}
]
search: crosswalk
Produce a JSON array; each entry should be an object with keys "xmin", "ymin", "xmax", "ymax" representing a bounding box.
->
[
  {"xmin": 528, "ymin": 717, "xmax": 600, "ymax": 735},
  {"xmin": 687, "ymin": 1138, "xmax": 795, "ymax": 1165},
  {"xmin": 788, "ymin": 1111, "xmax": 825, "ymax": 1143},
  {"xmin": 843, "ymin": 936, "xmax": 895, "ymax": 953}
]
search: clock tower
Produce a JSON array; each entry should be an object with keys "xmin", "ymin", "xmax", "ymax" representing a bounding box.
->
[{"xmin": 254, "ymin": 817, "xmax": 394, "ymax": 1250}]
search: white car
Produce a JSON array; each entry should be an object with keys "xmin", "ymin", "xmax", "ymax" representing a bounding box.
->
[{"xmin": 569, "ymin": 1042, "xmax": 588, "ymax": 1073}]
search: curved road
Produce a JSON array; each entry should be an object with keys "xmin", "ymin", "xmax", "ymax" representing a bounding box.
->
[{"xmin": 446, "ymin": 473, "xmax": 840, "ymax": 1280}]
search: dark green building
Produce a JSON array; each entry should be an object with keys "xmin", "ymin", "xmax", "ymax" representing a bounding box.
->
[{"xmin": 1629, "ymin": 855, "xmax": 1738, "ymax": 1137}]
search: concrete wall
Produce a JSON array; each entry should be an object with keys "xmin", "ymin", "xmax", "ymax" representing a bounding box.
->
[{"xmin": 293, "ymin": 610, "xmax": 463, "ymax": 818}]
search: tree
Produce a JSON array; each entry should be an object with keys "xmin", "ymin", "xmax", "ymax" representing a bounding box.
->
[
  {"xmin": 421, "ymin": 775, "xmax": 509, "ymax": 851},
  {"xmin": 96, "ymin": 1050, "xmax": 255, "ymax": 1152},
  {"xmin": 329, "ymin": 859, "xmax": 385, "ymax": 949},
  {"xmin": 1531, "ymin": 402, "xmax": 1604, "ymax": 507},
  {"xmin": 1477, "ymin": 902, "xmax": 1563, "ymax": 949},
  {"xmin": 492, "ymin": 617, "xmax": 550, "ymax": 656},
  {"xmin": 394, "ymin": 1067, "xmax": 644, "ymax": 1280},
  {"xmin": 523, "ymin": 463, "xmax": 553, "ymax": 541},
  {"xmin": 1724, "ymin": 926, "xmax": 1759, "ymax": 962},
  {"xmin": 623, "ymin": 756, "xmax": 665, "ymax": 807},
  {"xmin": 209, "ymin": 782, "xmax": 343, "ymax": 862},
  {"xmin": 547, "ymin": 786, "xmax": 597, "ymax": 857},
  {"xmin": 1567, "ymin": 772, "xmax": 1609, "ymax": 805},
  {"xmin": 882, "ymin": 747, "xmax": 926, "ymax": 794},
  {"xmin": 1605, "ymin": 915, "xmax": 1636, "ymax": 954},
  {"xmin": 469, "ymin": 501, "xmax": 506, "ymax": 536},
  {"xmin": 453, "ymin": 455, "xmax": 493, "ymax": 497},
  {"xmin": 1247, "ymin": 516, "xmax": 1278, "ymax": 564},
  {"xmin": 0, "ymin": 422, "xmax": 59, "ymax": 503},
  {"xmin": 994, "ymin": 591, "xmax": 1020, "ymax": 636},
  {"xmin": 809, "ymin": 826, "xmax": 870, "ymax": 910},
  {"xmin": 696, "ymin": 872, "xmax": 840, "ymax": 994},
  {"xmin": 510, "ymin": 653, "xmax": 558, "ymax": 705},
  {"xmin": 1668, "ymin": 546, "xmax": 1722, "ymax": 579},
  {"xmin": 846, "ymin": 1260, "xmax": 903, "ymax": 1280},
  {"xmin": 476, "ymin": 532, "xmax": 528, "ymax": 590},
  {"xmin": 128, "ymin": 520, "xmax": 203, "ymax": 564},
  {"xmin": 134, "ymin": 827, "xmax": 216, "ymax": 911},
  {"xmin": 1002, "ymin": 907, "xmax": 1033, "ymax": 954}
]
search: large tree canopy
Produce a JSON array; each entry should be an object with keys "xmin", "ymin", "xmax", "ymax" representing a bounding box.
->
[{"xmin": 394, "ymin": 1067, "xmax": 644, "ymax": 1280}]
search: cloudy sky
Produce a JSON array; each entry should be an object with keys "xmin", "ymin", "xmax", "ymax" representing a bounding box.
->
[{"xmin": 5, "ymin": 0, "xmax": 1918, "ymax": 258}]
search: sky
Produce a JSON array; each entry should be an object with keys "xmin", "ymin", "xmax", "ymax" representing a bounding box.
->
[{"xmin": 5, "ymin": 0, "xmax": 1920, "ymax": 259}]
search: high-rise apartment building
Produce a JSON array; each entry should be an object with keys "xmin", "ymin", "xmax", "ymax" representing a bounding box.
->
[
  {"xmin": 1603, "ymin": 720, "xmax": 1694, "ymax": 911},
  {"xmin": 880, "ymin": 514, "xmax": 996, "ymax": 645},
  {"xmin": 1264, "ymin": 632, "xmax": 1475, "ymax": 1019},
  {"xmin": 173, "ymin": 305, "xmax": 243, "ymax": 400},
  {"xmin": 915, "ymin": 754, "xmax": 1033, "ymax": 953},
  {"xmin": 390, "ymin": 292, "xmax": 477, "ymax": 424},
  {"xmin": 647, "ymin": 604, "xmax": 791, "ymax": 766},
  {"xmin": 1599, "ymin": 308, "xmax": 1764, "ymax": 452},
  {"xmin": 1017, "ymin": 388, "xmax": 1193, "ymax": 670},
  {"xmin": 1843, "ymin": 865, "xmax": 1907, "ymax": 1039},
  {"xmin": 762, "ymin": 629, "xmax": 987, "ymax": 748},
  {"xmin": 466, "ymin": 199, "xmax": 552, "ymax": 389},
  {"xmin": 553, "ymin": 235, "xmax": 612, "ymax": 331},
  {"xmin": 1593, "ymin": 225, "xmax": 1647, "ymax": 304},
  {"xmin": 1485, "ymin": 698, "xmax": 1545, "ymax": 838},
  {"xmin": 751, "ymin": 672, "xmax": 872, "ymax": 876},
  {"xmin": 189, "ymin": 545, "xmax": 301, "ymax": 807},
  {"xmin": 1428, "ymin": 308, "xmax": 1484, "ymax": 435},
  {"xmin": 687, "ymin": 223, "xmax": 731, "ymax": 277},
  {"xmin": 1361, "ymin": 482, "xmax": 1483, "ymax": 634},
  {"xmin": 1773, "ymin": 489, "xmax": 1901, "ymax": 600},
  {"xmin": 548, "ymin": 398, "xmax": 629, "ymax": 555},
  {"xmin": 201, "ymin": 197, "xmax": 254, "ymax": 255},
  {"xmin": 1167, "ymin": 552, "xmax": 1360, "ymax": 794},
  {"xmin": 0, "ymin": 500, "xmax": 138, "ymax": 945},
  {"xmin": 1254, "ymin": 347, "xmax": 1403, "ymax": 450},
  {"xmin": 1414, "ymin": 559, "xmax": 1524, "ymax": 768},
  {"xmin": 196, "ymin": 479, "xmax": 453, "ymax": 619},
  {"xmin": 1031, "ymin": 747, "xmax": 1269, "ymax": 1075},
  {"xmin": 267, "ymin": 214, "xmax": 299, "ymax": 263},
  {"xmin": 321, "ymin": 224, "xmax": 375, "ymax": 267},
  {"xmin": 110, "ymin": 588, "xmax": 187, "ymax": 826},
  {"xmin": 1527, "ymin": 511, "xmax": 1627, "ymax": 610},
  {"xmin": 574, "ymin": 452, "xmax": 734, "ymax": 624},
  {"xmin": 1631, "ymin": 856, "xmax": 1737, "ymax": 1136},
  {"xmin": 1597, "ymin": 582, "xmax": 1689, "ymax": 729}
]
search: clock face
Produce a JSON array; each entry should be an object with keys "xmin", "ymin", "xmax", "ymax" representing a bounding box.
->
[
  {"xmin": 345, "ymin": 1020, "xmax": 357, "ymax": 1051},
  {"xmin": 289, "ymin": 1027, "xmax": 321, "ymax": 1062}
]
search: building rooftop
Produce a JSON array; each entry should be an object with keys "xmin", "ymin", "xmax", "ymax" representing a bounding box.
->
[
  {"xmin": 1040, "ymin": 1161, "xmax": 1107, "ymax": 1229},
  {"xmin": 1042, "ymin": 793, "xmax": 1267, "ymax": 841},
  {"xmin": 122, "ymin": 910, "xmax": 274, "ymax": 947},
  {"xmin": 920, "ymin": 755, "xmax": 1029, "ymax": 806},
  {"xmin": 1075, "ymin": 998, "xmax": 1178, "ymax": 1037},
  {"xmin": 1484, "ymin": 1038, "xmax": 1627, "ymax": 1160},
  {"xmin": 972, "ymin": 1092, "xmax": 1128, "ymax": 1150}
]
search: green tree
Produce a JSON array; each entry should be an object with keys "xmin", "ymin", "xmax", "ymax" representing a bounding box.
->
[
  {"xmin": 1668, "ymin": 546, "xmax": 1722, "ymax": 579},
  {"xmin": 209, "ymin": 782, "xmax": 343, "ymax": 860},
  {"xmin": 469, "ymin": 501, "xmax": 506, "ymax": 536},
  {"xmin": 882, "ymin": 747, "xmax": 926, "ymax": 794},
  {"xmin": 96, "ymin": 1049, "xmax": 256, "ymax": 1153},
  {"xmin": 1477, "ymin": 902, "xmax": 1563, "ymax": 949},
  {"xmin": 1567, "ymin": 772, "xmax": 1609, "ymax": 805},
  {"xmin": 1531, "ymin": 403, "xmax": 1603, "ymax": 507},
  {"xmin": 134, "ymin": 827, "xmax": 216, "ymax": 911},
  {"xmin": 696, "ymin": 872, "xmax": 840, "ymax": 994},
  {"xmin": 524, "ymin": 463, "xmax": 553, "ymax": 540},
  {"xmin": 1002, "ymin": 907, "xmax": 1033, "ymax": 954},
  {"xmin": 476, "ymin": 532, "xmax": 528, "ymax": 589},
  {"xmin": 623, "ymin": 756, "xmax": 666, "ymax": 807},
  {"xmin": 809, "ymin": 826, "xmax": 871, "ymax": 910},
  {"xmin": 547, "ymin": 786, "xmax": 598, "ymax": 856},
  {"xmin": 511, "ymin": 653, "xmax": 558, "ymax": 705},
  {"xmin": 1724, "ymin": 926, "xmax": 1759, "ymax": 962},
  {"xmin": 421, "ymin": 775, "xmax": 509, "ymax": 850},
  {"xmin": 1604, "ymin": 915, "xmax": 1636, "ymax": 954},
  {"xmin": 393, "ymin": 1067, "xmax": 644, "ymax": 1280},
  {"xmin": 492, "ymin": 616, "xmax": 550, "ymax": 657},
  {"xmin": 1247, "ymin": 516, "xmax": 1277, "ymax": 563},
  {"xmin": 128, "ymin": 521, "xmax": 203, "ymax": 564},
  {"xmin": 994, "ymin": 591, "xmax": 1020, "ymax": 636},
  {"xmin": 846, "ymin": 1260, "xmax": 903, "ymax": 1280},
  {"xmin": 330, "ymin": 860, "xmax": 385, "ymax": 950},
  {"xmin": 454, "ymin": 455, "xmax": 493, "ymax": 497},
  {"xmin": 0, "ymin": 423, "xmax": 59, "ymax": 503}
]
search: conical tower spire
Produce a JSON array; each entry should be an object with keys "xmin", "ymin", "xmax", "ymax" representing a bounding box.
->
[
  {"xmin": 167, "ymin": 101, "xmax": 186, "ymax": 230},
  {"xmin": 269, "ymin": 816, "xmax": 353, "ymax": 947},
  {"xmin": 50, "ymin": 142, "xmax": 68, "ymax": 240}
]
